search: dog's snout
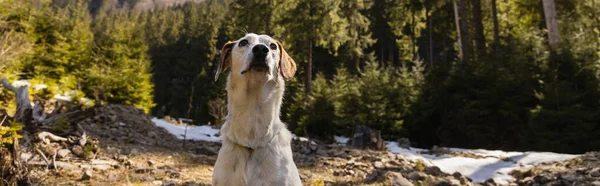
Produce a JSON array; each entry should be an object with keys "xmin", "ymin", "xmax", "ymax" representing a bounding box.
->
[{"xmin": 252, "ymin": 45, "xmax": 269, "ymax": 57}]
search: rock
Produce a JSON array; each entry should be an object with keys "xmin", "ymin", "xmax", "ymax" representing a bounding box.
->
[
  {"xmin": 592, "ymin": 181, "xmax": 600, "ymax": 186},
  {"xmin": 509, "ymin": 168, "xmax": 532, "ymax": 179},
  {"xmin": 152, "ymin": 181, "xmax": 163, "ymax": 185},
  {"xmin": 533, "ymin": 175, "xmax": 552, "ymax": 184},
  {"xmin": 374, "ymin": 161, "xmax": 384, "ymax": 169},
  {"xmin": 80, "ymin": 170, "xmax": 92, "ymax": 180},
  {"xmin": 333, "ymin": 170, "xmax": 347, "ymax": 177},
  {"xmin": 547, "ymin": 180, "xmax": 566, "ymax": 186},
  {"xmin": 57, "ymin": 149, "xmax": 71, "ymax": 159},
  {"xmin": 590, "ymin": 167, "xmax": 600, "ymax": 177},
  {"xmin": 195, "ymin": 146, "xmax": 218, "ymax": 156},
  {"xmin": 349, "ymin": 125, "xmax": 385, "ymax": 150},
  {"xmin": 364, "ymin": 170, "xmax": 386, "ymax": 183},
  {"xmin": 107, "ymin": 174, "xmax": 118, "ymax": 181},
  {"xmin": 93, "ymin": 164, "xmax": 111, "ymax": 171},
  {"xmin": 434, "ymin": 180, "xmax": 455, "ymax": 186},
  {"xmin": 299, "ymin": 174, "xmax": 308, "ymax": 180},
  {"xmin": 91, "ymin": 159, "xmax": 118, "ymax": 166},
  {"xmin": 347, "ymin": 149, "xmax": 362, "ymax": 157},
  {"xmin": 576, "ymin": 167, "xmax": 588, "ymax": 175},
  {"xmin": 407, "ymin": 172, "xmax": 426, "ymax": 181},
  {"xmin": 386, "ymin": 172, "xmax": 414, "ymax": 186},
  {"xmin": 425, "ymin": 166, "xmax": 444, "ymax": 176},
  {"xmin": 452, "ymin": 172, "xmax": 469, "ymax": 184},
  {"xmin": 129, "ymin": 148, "xmax": 140, "ymax": 155},
  {"xmin": 332, "ymin": 150, "xmax": 346, "ymax": 157},
  {"xmin": 72, "ymin": 145, "xmax": 84, "ymax": 157},
  {"xmin": 117, "ymin": 155, "xmax": 128, "ymax": 162},
  {"xmin": 517, "ymin": 177, "xmax": 534, "ymax": 185},
  {"xmin": 147, "ymin": 160, "xmax": 156, "ymax": 167},
  {"xmin": 79, "ymin": 132, "xmax": 87, "ymax": 146},
  {"xmin": 135, "ymin": 168, "xmax": 155, "ymax": 174},
  {"xmin": 142, "ymin": 176, "xmax": 155, "ymax": 182},
  {"xmin": 166, "ymin": 170, "xmax": 180, "ymax": 178},
  {"xmin": 482, "ymin": 178, "xmax": 497, "ymax": 186},
  {"xmin": 559, "ymin": 173, "xmax": 577, "ymax": 182},
  {"xmin": 397, "ymin": 138, "xmax": 411, "ymax": 148}
]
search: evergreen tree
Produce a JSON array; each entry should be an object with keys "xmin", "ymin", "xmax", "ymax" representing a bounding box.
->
[
  {"xmin": 88, "ymin": 8, "xmax": 154, "ymax": 112},
  {"xmin": 280, "ymin": 0, "xmax": 350, "ymax": 93},
  {"xmin": 339, "ymin": 0, "xmax": 376, "ymax": 72}
]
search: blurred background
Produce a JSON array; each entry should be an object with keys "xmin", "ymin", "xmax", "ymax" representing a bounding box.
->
[{"xmin": 1, "ymin": 0, "xmax": 599, "ymax": 154}]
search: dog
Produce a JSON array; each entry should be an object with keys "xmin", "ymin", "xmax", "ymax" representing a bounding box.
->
[{"xmin": 212, "ymin": 33, "xmax": 302, "ymax": 186}]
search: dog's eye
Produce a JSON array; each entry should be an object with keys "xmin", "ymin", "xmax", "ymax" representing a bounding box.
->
[
  {"xmin": 239, "ymin": 40, "xmax": 248, "ymax": 47},
  {"xmin": 269, "ymin": 43, "xmax": 277, "ymax": 50}
]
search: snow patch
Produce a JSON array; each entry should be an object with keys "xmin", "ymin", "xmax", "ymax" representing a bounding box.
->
[
  {"xmin": 292, "ymin": 134, "xmax": 317, "ymax": 145},
  {"xmin": 149, "ymin": 125, "xmax": 579, "ymax": 184},
  {"xmin": 12, "ymin": 80, "xmax": 30, "ymax": 87},
  {"xmin": 32, "ymin": 84, "xmax": 48, "ymax": 90},
  {"xmin": 386, "ymin": 141, "xmax": 579, "ymax": 184},
  {"xmin": 53, "ymin": 94, "xmax": 73, "ymax": 102},
  {"xmin": 152, "ymin": 118, "xmax": 221, "ymax": 142},
  {"xmin": 334, "ymin": 136, "xmax": 349, "ymax": 144},
  {"xmin": 11, "ymin": 80, "xmax": 47, "ymax": 90}
]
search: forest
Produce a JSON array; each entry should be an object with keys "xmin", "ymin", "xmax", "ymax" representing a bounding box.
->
[{"xmin": 1, "ymin": 0, "xmax": 599, "ymax": 154}]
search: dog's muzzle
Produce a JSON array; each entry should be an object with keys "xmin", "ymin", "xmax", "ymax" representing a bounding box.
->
[{"xmin": 241, "ymin": 45, "xmax": 269, "ymax": 74}]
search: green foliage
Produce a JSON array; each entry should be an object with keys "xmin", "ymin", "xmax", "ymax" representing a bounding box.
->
[
  {"xmin": 51, "ymin": 117, "xmax": 70, "ymax": 134},
  {"xmin": 0, "ymin": 121, "xmax": 23, "ymax": 145},
  {"xmin": 143, "ymin": 1, "xmax": 227, "ymax": 122},
  {"xmin": 1, "ymin": 0, "xmax": 600, "ymax": 153},
  {"xmin": 285, "ymin": 61, "xmax": 425, "ymax": 141},
  {"xmin": 87, "ymin": 8, "xmax": 154, "ymax": 112}
]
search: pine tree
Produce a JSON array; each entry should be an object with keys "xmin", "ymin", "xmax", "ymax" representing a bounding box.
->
[
  {"xmin": 339, "ymin": 0, "xmax": 376, "ymax": 72},
  {"xmin": 87, "ymin": 9, "xmax": 154, "ymax": 112},
  {"xmin": 281, "ymin": 0, "xmax": 351, "ymax": 93}
]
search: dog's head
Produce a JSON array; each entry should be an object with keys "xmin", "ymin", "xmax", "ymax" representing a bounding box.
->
[{"xmin": 214, "ymin": 33, "xmax": 296, "ymax": 83}]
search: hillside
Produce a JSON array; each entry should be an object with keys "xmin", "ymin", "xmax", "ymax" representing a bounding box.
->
[{"xmin": 10, "ymin": 104, "xmax": 596, "ymax": 186}]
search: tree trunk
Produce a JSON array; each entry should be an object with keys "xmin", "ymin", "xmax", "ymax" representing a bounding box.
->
[
  {"xmin": 594, "ymin": 0, "xmax": 599, "ymax": 50},
  {"xmin": 388, "ymin": 45, "xmax": 394, "ymax": 67},
  {"xmin": 355, "ymin": 57, "xmax": 361, "ymax": 72},
  {"xmin": 473, "ymin": 0, "xmax": 486, "ymax": 59},
  {"xmin": 491, "ymin": 0, "xmax": 500, "ymax": 49},
  {"xmin": 350, "ymin": 125, "xmax": 385, "ymax": 150},
  {"xmin": 542, "ymin": 0, "xmax": 561, "ymax": 49},
  {"xmin": 265, "ymin": 0, "xmax": 272, "ymax": 35},
  {"xmin": 1, "ymin": 79, "xmax": 33, "ymax": 128},
  {"xmin": 411, "ymin": 9, "xmax": 417, "ymax": 61},
  {"xmin": 453, "ymin": 0, "xmax": 464, "ymax": 60},
  {"xmin": 0, "ymin": 79, "xmax": 30, "ymax": 184},
  {"xmin": 458, "ymin": 0, "xmax": 472, "ymax": 61},
  {"xmin": 380, "ymin": 44, "xmax": 384, "ymax": 67},
  {"xmin": 427, "ymin": 2, "xmax": 434, "ymax": 69},
  {"xmin": 306, "ymin": 40, "xmax": 313, "ymax": 93}
]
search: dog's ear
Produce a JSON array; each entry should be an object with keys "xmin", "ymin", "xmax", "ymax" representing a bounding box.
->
[
  {"xmin": 277, "ymin": 40, "xmax": 296, "ymax": 81},
  {"xmin": 215, "ymin": 41, "xmax": 236, "ymax": 81}
]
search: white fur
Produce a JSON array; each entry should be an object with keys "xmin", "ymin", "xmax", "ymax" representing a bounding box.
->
[{"xmin": 212, "ymin": 34, "xmax": 302, "ymax": 186}]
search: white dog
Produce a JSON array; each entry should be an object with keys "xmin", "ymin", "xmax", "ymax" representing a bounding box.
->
[{"xmin": 212, "ymin": 33, "xmax": 302, "ymax": 186}]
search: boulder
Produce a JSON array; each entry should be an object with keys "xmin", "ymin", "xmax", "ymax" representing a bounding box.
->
[
  {"xmin": 80, "ymin": 170, "xmax": 92, "ymax": 180},
  {"xmin": 56, "ymin": 149, "xmax": 71, "ymax": 159},
  {"xmin": 386, "ymin": 172, "xmax": 414, "ymax": 186},
  {"xmin": 590, "ymin": 167, "xmax": 600, "ymax": 177},
  {"xmin": 407, "ymin": 172, "xmax": 426, "ymax": 181},
  {"xmin": 349, "ymin": 125, "xmax": 385, "ymax": 150},
  {"xmin": 425, "ymin": 166, "xmax": 444, "ymax": 176}
]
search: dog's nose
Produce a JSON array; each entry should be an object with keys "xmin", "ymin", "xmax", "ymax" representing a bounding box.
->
[{"xmin": 252, "ymin": 45, "xmax": 269, "ymax": 58}]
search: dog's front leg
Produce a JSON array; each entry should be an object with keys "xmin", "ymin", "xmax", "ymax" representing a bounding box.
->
[{"xmin": 213, "ymin": 143, "xmax": 251, "ymax": 186}]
